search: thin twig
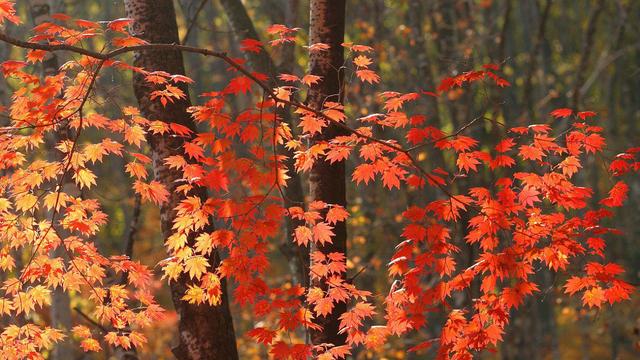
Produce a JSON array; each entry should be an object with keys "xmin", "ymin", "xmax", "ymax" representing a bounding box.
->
[
  {"xmin": 74, "ymin": 306, "xmax": 108, "ymax": 333},
  {"xmin": 181, "ymin": 0, "xmax": 208, "ymax": 45}
]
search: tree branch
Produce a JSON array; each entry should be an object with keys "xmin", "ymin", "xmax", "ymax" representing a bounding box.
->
[
  {"xmin": 0, "ymin": 31, "xmax": 466, "ymax": 204},
  {"xmin": 74, "ymin": 307, "xmax": 108, "ymax": 333}
]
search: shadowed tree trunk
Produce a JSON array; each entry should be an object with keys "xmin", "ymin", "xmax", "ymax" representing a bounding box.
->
[
  {"xmin": 28, "ymin": 1, "xmax": 74, "ymax": 359},
  {"xmin": 281, "ymin": 0, "xmax": 300, "ymax": 71},
  {"xmin": 491, "ymin": 0, "xmax": 511, "ymax": 120},
  {"xmin": 522, "ymin": 0, "xmax": 552, "ymax": 121},
  {"xmin": 0, "ymin": 22, "xmax": 8, "ymax": 108},
  {"xmin": 123, "ymin": 0, "xmax": 238, "ymax": 359},
  {"xmin": 218, "ymin": 0, "xmax": 309, "ymax": 288},
  {"xmin": 306, "ymin": 0, "xmax": 348, "ymax": 347},
  {"xmin": 571, "ymin": 0, "xmax": 605, "ymax": 110},
  {"xmin": 408, "ymin": 0, "xmax": 439, "ymax": 124}
]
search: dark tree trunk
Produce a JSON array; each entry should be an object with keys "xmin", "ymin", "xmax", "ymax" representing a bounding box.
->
[
  {"xmin": 123, "ymin": 1, "xmax": 238, "ymax": 359},
  {"xmin": 571, "ymin": 0, "xmax": 605, "ymax": 110},
  {"xmin": 521, "ymin": 0, "xmax": 552, "ymax": 121},
  {"xmin": 408, "ymin": 0, "xmax": 439, "ymax": 124},
  {"xmin": 306, "ymin": 0, "xmax": 348, "ymax": 347}
]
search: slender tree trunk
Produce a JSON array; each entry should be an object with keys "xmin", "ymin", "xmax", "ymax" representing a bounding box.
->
[
  {"xmin": 28, "ymin": 2, "xmax": 74, "ymax": 359},
  {"xmin": 571, "ymin": 0, "xmax": 605, "ymax": 110},
  {"xmin": 218, "ymin": 0, "xmax": 309, "ymax": 287},
  {"xmin": 0, "ymin": 26, "xmax": 10, "ymax": 110},
  {"xmin": 307, "ymin": 0, "xmax": 347, "ymax": 347},
  {"xmin": 522, "ymin": 0, "xmax": 552, "ymax": 121},
  {"xmin": 123, "ymin": 1, "xmax": 238, "ymax": 359},
  {"xmin": 490, "ymin": 0, "xmax": 511, "ymax": 121},
  {"xmin": 115, "ymin": 195, "xmax": 142, "ymax": 360},
  {"xmin": 496, "ymin": 0, "xmax": 512, "ymax": 63},
  {"xmin": 408, "ymin": 0, "xmax": 439, "ymax": 124},
  {"xmin": 218, "ymin": 0, "xmax": 277, "ymax": 75},
  {"xmin": 281, "ymin": 0, "xmax": 300, "ymax": 71},
  {"xmin": 607, "ymin": 1, "xmax": 629, "ymax": 139}
]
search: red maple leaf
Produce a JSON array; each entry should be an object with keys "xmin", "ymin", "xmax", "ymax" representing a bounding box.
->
[{"xmin": 550, "ymin": 108, "xmax": 572, "ymax": 119}]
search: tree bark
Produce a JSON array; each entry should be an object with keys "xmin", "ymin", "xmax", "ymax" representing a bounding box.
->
[
  {"xmin": 306, "ymin": 0, "xmax": 348, "ymax": 347},
  {"xmin": 123, "ymin": 1, "xmax": 238, "ymax": 359}
]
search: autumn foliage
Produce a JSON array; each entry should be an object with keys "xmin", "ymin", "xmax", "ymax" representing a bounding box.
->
[{"xmin": 0, "ymin": 1, "xmax": 637, "ymax": 359}]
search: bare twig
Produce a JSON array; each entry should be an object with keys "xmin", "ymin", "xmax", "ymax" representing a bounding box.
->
[
  {"xmin": 74, "ymin": 306, "xmax": 108, "ymax": 333},
  {"xmin": 119, "ymin": 194, "xmax": 142, "ymax": 285}
]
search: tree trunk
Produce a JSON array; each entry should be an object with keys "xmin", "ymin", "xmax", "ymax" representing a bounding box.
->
[
  {"xmin": 0, "ymin": 25, "xmax": 10, "ymax": 110},
  {"xmin": 571, "ymin": 0, "xmax": 605, "ymax": 110},
  {"xmin": 407, "ymin": 0, "xmax": 439, "ymax": 124},
  {"xmin": 522, "ymin": 0, "xmax": 552, "ymax": 121},
  {"xmin": 123, "ymin": 1, "xmax": 238, "ymax": 359},
  {"xmin": 218, "ymin": 0, "xmax": 309, "ymax": 288},
  {"xmin": 28, "ymin": 2, "xmax": 74, "ymax": 360},
  {"xmin": 307, "ymin": 0, "xmax": 348, "ymax": 347}
]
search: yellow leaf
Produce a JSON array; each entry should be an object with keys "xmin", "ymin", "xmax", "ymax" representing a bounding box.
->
[
  {"xmin": 162, "ymin": 261, "xmax": 183, "ymax": 282},
  {"xmin": 185, "ymin": 256, "xmax": 209, "ymax": 280},
  {"xmin": 182, "ymin": 285, "xmax": 205, "ymax": 304},
  {"xmin": 0, "ymin": 198, "xmax": 11, "ymax": 212},
  {"xmin": 0, "ymin": 298, "xmax": 14, "ymax": 316},
  {"xmin": 74, "ymin": 168, "xmax": 97, "ymax": 189},
  {"xmin": 29, "ymin": 285, "xmax": 51, "ymax": 308},
  {"xmin": 43, "ymin": 192, "xmax": 69, "ymax": 211},
  {"xmin": 15, "ymin": 193, "xmax": 38, "ymax": 212},
  {"xmin": 13, "ymin": 292, "xmax": 32, "ymax": 314},
  {"xmin": 0, "ymin": 252, "xmax": 15, "ymax": 271},
  {"xmin": 129, "ymin": 331, "xmax": 147, "ymax": 348},
  {"xmin": 194, "ymin": 233, "xmax": 213, "ymax": 255},
  {"xmin": 353, "ymin": 55, "xmax": 373, "ymax": 68},
  {"xmin": 41, "ymin": 328, "xmax": 65, "ymax": 348},
  {"xmin": 124, "ymin": 125, "xmax": 146, "ymax": 147},
  {"xmin": 83, "ymin": 143, "xmax": 107, "ymax": 163},
  {"xmin": 166, "ymin": 233, "xmax": 187, "ymax": 252}
]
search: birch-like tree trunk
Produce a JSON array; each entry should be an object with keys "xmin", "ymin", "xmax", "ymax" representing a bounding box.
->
[{"xmin": 123, "ymin": 0, "xmax": 238, "ymax": 358}]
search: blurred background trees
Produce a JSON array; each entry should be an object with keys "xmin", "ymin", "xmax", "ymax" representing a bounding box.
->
[{"xmin": 2, "ymin": 0, "xmax": 638, "ymax": 358}]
